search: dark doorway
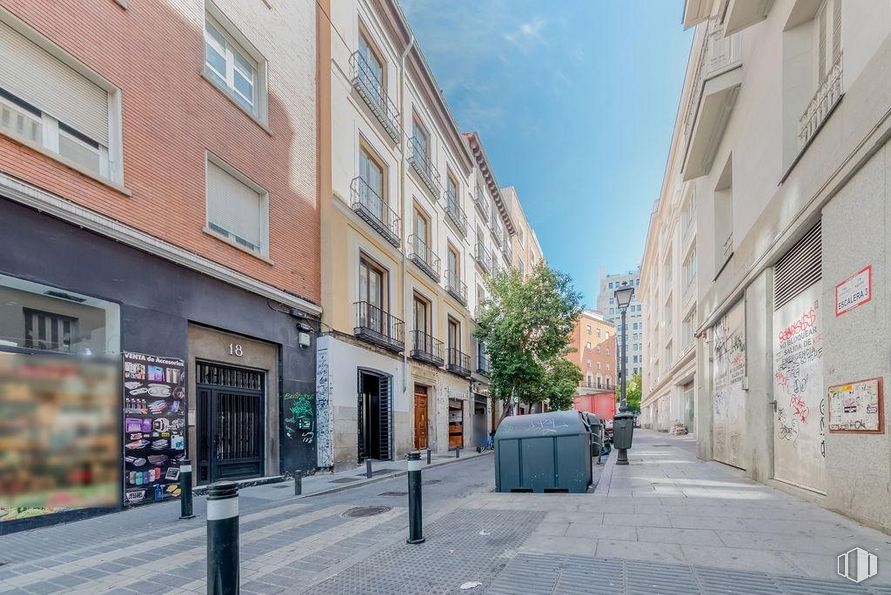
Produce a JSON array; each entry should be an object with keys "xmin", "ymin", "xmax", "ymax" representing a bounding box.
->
[
  {"xmin": 196, "ymin": 361, "xmax": 265, "ymax": 484},
  {"xmin": 358, "ymin": 370, "xmax": 391, "ymax": 461}
]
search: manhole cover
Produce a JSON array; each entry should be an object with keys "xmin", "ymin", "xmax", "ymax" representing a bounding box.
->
[
  {"xmin": 343, "ymin": 506, "xmax": 392, "ymax": 518},
  {"xmin": 423, "ymin": 479, "xmax": 442, "ymax": 485},
  {"xmin": 378, "ymin": 491, "xmax": 408, "ymax": 497},
  {"xmin": 331, "ymin": 477, "xmax": 362, "ymax": 484}
]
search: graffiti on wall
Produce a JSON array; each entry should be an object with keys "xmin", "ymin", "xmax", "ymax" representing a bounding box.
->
[
  {"xmin": 283, "ymin": 393, "xmax": 315, "ymax": 444},
  {"xmin": 711, "ymin": 300, "xmax": 746, "ymax": 469},
  {"xmin": 772, "ymin": 288, "xmax": 826, "ymax": 493},
  {"xmin": 315, "ymin": 348, "xmax": 333, "ymax": 468}
]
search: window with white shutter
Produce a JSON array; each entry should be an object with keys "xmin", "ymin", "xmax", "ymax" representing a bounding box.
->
[
  {"xmin": 0, "ymin": 13, "xmax": 118, "ymax": 180},
  {"xmin": 206, "ymin": 155, "xmax": 269, "ymax": 257}
]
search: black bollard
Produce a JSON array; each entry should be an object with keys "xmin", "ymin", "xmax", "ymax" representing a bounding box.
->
[
  {"xmin": 294, "ymin": 470, "xmax": 302, "ymax": 496},
  {"xmin": 366, "ymin": 458, "xmax": 373, "ymax": 479},
  {"xmin": 406, "ymin": 451, "xmax": 424, "ymax": 544},
  {"xmin": 207, "ymin": 481, "xmax": 239, "ymax": 594},
  {"xmin": 455, "ymin": 447, "xmax": 460, "ymax": 459},
  {"xmin": 426, "ymin": 449, "xmax": 432, "ymax": 465},
  {"xmin": 179, "ymin": 458, "xmax": 194, "ymax": 520}
]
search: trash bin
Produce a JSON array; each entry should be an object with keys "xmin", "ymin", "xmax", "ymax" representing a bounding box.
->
[
  {"xmin": 613, "ymin": 410, "xmax": 635, "ymax": 450},
  {"xmin": 582, "ymin": 412, "xmax": 604, "ymax": 457},
  {"xmin": 494, "ymin": 410, "xmax": 591, "ymax": 493}
]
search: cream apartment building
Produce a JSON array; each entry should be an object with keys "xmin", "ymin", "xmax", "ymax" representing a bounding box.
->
[
  {"xmin": 642, "ymin": 0, "xmax": 891, "ymax": 531},
  {"xmin": 316, "ymin": 0, "xmax": 516, "ymax": 468},
  {"xmin": 502, "ymin": 185, "xmax": 544, "ymax": 279}
]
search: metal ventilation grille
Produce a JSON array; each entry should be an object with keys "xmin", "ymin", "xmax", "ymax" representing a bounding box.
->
[{"xmin": 774, "ymin": 222, "xmax": 822, "ymax": 310}]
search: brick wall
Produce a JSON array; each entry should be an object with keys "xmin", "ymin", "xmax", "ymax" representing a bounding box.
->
[{"xmin": 0, "ymin": 0, "xmax": 320, "ymax": 304}]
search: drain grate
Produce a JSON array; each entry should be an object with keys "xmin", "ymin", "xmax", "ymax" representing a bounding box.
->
[
  {"xmin": 378, "ymin": 491, "xmax": 408, "ymax": 497},
  {"xmin": 343, "ymin": 506, "xmax": 392, "ymax": 518}
]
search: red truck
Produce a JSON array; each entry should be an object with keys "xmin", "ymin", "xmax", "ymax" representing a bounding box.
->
[{"xmin": 573, "ymin": 392, "xmax": 617, "ymax": 423}]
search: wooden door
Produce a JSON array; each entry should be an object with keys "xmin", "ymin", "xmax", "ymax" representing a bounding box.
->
[{"xmin": 414, "ymin": 386, "xmax": 428, "ymax": 450}]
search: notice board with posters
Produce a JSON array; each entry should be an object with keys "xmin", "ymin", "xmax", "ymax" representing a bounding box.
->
[
  {"xmin": 123, "ymin": 352, "xmax": 186, "ymax": 506},
  {"xmin": 828, "ymin": 377, "xmax": 884, "ymax": 433}
]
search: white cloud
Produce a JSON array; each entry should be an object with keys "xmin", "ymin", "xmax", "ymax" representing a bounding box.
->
[{"xmin": 504, "ymin": 16, "xmax": 548, "ymax": 47}]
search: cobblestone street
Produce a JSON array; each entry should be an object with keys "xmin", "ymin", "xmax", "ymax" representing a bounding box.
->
[{"xmin": 2, "ymin": 432, "xmax": 890, "ymax": 593}]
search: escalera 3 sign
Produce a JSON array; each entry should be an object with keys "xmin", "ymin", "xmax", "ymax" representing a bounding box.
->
[{"xmin": 835, "ymin": 265, "xmax": 872, "ymax": 317}]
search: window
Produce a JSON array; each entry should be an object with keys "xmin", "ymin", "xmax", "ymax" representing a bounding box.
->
[
  {"xmin": 204, "ymin": 9, "xmax": 266, "ymax": 120},
  {"xmin": 585, "ymin": 341, "xmax": 592, "ymax": 350},
  {"xmin": 608, "ymin": 282, "xmax": 613, "ymax": 289},
  {"xmin": 586, "ymin": 374, "xmax": 593, "ymax": 388},
  {"xmin": 446, "ymin": 173, "xmax": 459, "ymax": 202},
  {"xmin": 447, "ymin": 245, "xmax": 460, "ymax": 282},
  {"xmin": 412, "ymin": 118, "xmax": 430, "ymax": 163},
  {"xmin": 586, "ymin": 359, "xmax": 592, "ymax": 369},
  {"xmin": 414, "ymin": 207, "xmax": 429, "ymax": 244},
  {"xmin": 596, "ymin": 328, "xmax": 601, "ymax": 338},
  {"xmin": 682, "ymin": 309, "xmax": 695, "ymax": 348},
  {"xmin": 24, "ymin": 308, "xmax": 78, "ymax": 352},
  {"xmin": 206, "ymin": 155, "xmax": 269, "ymax": 256},
  {"xmin": 413, "ymin": 293, "xmax": 429, "ymax": 334},
  {"xmin": 586, "ymin": 324, "xmax": 592, "ymax": 335},
  {"xmin": 357, "ymin": 32, "xmax": 384, "ymax": 99},
  {"xmin": 517, "ymin": 260, "xmax": 525, "ymax": 278},
  {"xmin": 714, "ymin": 156, "xmax": 733, "ymax": 274},
  {"xmin": 448, "ymin": 316, "xmax": 461, "ymax": 352},
  {"xmin": 595, "ymin": 345, "xmax": 601, "ymax": 353},
  {"xmin": 816, "ymin": 0, "xmax": 842, "ymax": 86},
  {"xmin": 606, "ymin": 363, "xmax": 610, "ymax": 371},
  {"xmin": 359, "ymin": 256, "xmax": 386, "ymax": 310},
  {"xmin": 605, "ymin": 347, "xmax": 610, "ymax": 356},
  {"xmin": 596, "ymin": 362, "xmax": 601, "ymax": 370},
  {"xmin": 0, "ymin": 19, "xmax": 116, "ymax": 179},
  {"xmin": 683, "ymin": 247, "xmax": 697, "ymax": 289},
  {"xmin": 360, "ymin": 146, "xmax": 386, "ymax": 205}
]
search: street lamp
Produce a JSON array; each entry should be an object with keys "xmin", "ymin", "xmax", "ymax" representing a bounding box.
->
[{"xmin": 613, "ymin": 282, "xmax": 635, "ymax": 465}]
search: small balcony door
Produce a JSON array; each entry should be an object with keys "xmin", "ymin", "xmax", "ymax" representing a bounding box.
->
[
  {"xmin": 358, "ymin": 34, "xmax": 384, "ymax": 100},
  {"xmin": 447, "ymin": 246, "xmax": 459, "ymax": 282},
  {"xmin": 359, "ymin": 257, "xmax": 385, "ymax": 332},
  {"xmin": 413, "ymin": 208, "xmax": 428, "ymax": 257},
  {"xmin": 448, "ymin": 317, "xmax": 460, "ymax": 354},
  {"xmin": 359, "ymin": 148, "xmax": 385, "ymax": 217},
  {"xmin": 413, "ymin": 294, "xmax": 429, "ymax": 336}
]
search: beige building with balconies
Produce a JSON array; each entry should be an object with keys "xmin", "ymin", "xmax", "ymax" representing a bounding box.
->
[
  {"xmin": 502, "ymin": 186, "xmax": 544, "ymax": 279},
  {"xmin": 642, "ymin": 0, "xmax": 891, "ymax": 531},
  {"xmin": 316, "ymin": 0, "xmax": 517, "ymax": 468}
]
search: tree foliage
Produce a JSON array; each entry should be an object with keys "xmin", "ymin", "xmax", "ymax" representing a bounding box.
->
[
  {"xmin": 615, "ymin": 371, "xmax": 642, "ymax": 414},
  {"xmin": 474, "ymin": 264, "xmax": 583, "ymax": 415}
]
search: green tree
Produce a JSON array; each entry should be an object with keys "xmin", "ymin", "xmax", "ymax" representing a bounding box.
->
[
  {"xmin": 615, "ymin": 371, "xmax": 642, "ymax": 414},
  {"xmin": 474, "ymin": 264, "xmax": 583, "ymax": 422}
]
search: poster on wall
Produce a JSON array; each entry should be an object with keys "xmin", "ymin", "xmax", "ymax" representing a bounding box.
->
[
  {"xmin": 835, "ymin": 266, "xmax": 872, "ymax": 317},
  {"xmin": 711, "ymin": 299, "xmax": 746, "ymax": 469},
  {"xmin": 828, "ymin": 378, "xmax": 883, "ymax": 433},
  {"xmin": 280, "ymin": 392, "xmax": 316, "ymax": 476},
  {"xmin": 773, "ymin": 288, "xmax": 826, "ymax": 493},
  {"xmin": 122, "ymin": 352, "xmax": 186, "ymax": 506}
]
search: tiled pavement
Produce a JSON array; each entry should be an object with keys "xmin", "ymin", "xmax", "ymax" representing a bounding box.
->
[{"xmin": 3, "ymin": 432, "xmax": 891, "ymax": 593}]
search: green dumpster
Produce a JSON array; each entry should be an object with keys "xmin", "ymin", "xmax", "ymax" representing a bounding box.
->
[{"xmin": 494, "ymin": 410, "xmax": 592, "ymax": 493}]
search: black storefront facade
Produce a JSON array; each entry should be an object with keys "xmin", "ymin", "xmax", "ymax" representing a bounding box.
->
[{"xmin": 0, "ymin": 195, "xmax": 319, "ymax": 533}]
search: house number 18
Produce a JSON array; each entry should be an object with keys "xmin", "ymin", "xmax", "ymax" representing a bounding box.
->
[{"xmin": 229, "ymin": 343, "xmax": 244, "ymax": 357}]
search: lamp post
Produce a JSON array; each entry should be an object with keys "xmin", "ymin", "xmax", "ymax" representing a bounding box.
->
[{"xmin": 613, "ymin": 282, "xmax": 635, "ymax": 465}]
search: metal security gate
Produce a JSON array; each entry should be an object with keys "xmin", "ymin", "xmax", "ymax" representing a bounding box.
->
[
  {"xmin": 197, "ymin": 361, "xmax": 265, "ymax": 484},
  {"xmin": 357, "ymin": 370, "xmax": 392, "ymax": 461},
  {"xmin": 772, "ymin": 222, "xmax": 826, "ymax": 493}
]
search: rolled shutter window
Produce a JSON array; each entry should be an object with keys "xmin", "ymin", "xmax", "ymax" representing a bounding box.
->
[
  {"xmin": 206, "ymin": 160, "xmax": 263, "ymax": 253},
  {"xmin": 0, "ymin": 20, "xmax": 108, "ymax": 146}
]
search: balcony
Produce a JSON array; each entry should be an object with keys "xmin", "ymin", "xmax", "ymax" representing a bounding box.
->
[
  {"xmin": 682, "ymin": 19, "xmax": 742, "ymax": 181},
  {"xmin": 350, "ymin": 177, "xmax": 401, "ymax": 248},
  {"xmin": 407, "ymin": 234, "xmax": 440, "ymax": 282},
  {"xmin": 475, "ymin": 241, "xmax": 492, "ymax": 274},
  {"xmin": 408, "ymin": 137, "xmax": 441, "ymax": 198},
  {"xmin": 349, "ymin": 51, "xmax": 401, "ymax": 143},
  {"xmin": 354, "ymin": 301, "xmax": 404, "ymax": 353},
  {"xmin": 799, "ymin": 54, "xmax": 842, "ymax": 149},
  {"xmin": 472, "ymin": 186, "xmax": 490, "ymax": 220},
  {"xmin": 445, "ymin": 269, "xmax": 467, "ymax": 305},
  {"xmin": 444, "ymin": 189, "xmax": 468, "ymax": 237},
  {"xmin": 410, "ymin": 330, "xmax": 444, "ymax": 366},
  {"xmin": 447, "ymin": 347, "xmax": 472, "ymax": 378}
]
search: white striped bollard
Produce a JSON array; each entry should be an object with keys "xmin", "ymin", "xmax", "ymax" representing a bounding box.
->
[
  {"xmin": 207, "ymin": 481, "xmax": 239, "ymax": 594},
  {"xmin": 179, "ymin": 458, "xmax": 194, "ymax": 520}
]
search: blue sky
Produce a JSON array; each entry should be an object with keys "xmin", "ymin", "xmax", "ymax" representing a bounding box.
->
[{"xmin": 399, "ymin": 1, "xmax": 693, "ymax": 308}]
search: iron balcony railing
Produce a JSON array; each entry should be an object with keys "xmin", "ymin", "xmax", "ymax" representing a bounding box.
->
[
  {"xmin": 445, "ymin": 269, "xmax": 467, "ymax": 305},
  {"xmin": 408, "ymin": 136, "xmax": 441, "ymax": 197},
  {"xmin": 407, "ymin": 234, "xmax": 440, "ymax": 282},
  {"xmin": 799, "ymin": 53, "xmax": 842, "ymax": 149},
  {"xmin": 354, "ymin": 301, "xmax": 404, "ymax": 352},
  {"xmin": 447, "ymin": 347, "xmax": 472, "ymax": 378},
  {"xmin": 472, "ymin": 186, "xmax": 489, "ymax": 220},
  {"xmin": 349, "ymin": 51, "xmax": 401, "ymax": 143},
  {"xmin": 410, "ymin": 329, "xmax": 444, "ymax": 366},
  {"xmin": 350, "ymin": 177, "xmax": 401, "ymax": 248},
  {"xmin": 475, "ymin": 241, "xmax": 492, "ymax": 274},
  {"xmin": 444, "ymin": 189, "xmax": 468, "ymax": 237}
]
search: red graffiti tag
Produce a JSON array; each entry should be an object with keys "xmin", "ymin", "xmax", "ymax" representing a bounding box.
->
[
  {"xmin": 790, "ymin": 394, "xmax": 809, "ymax": 423},
  {"xmin": 777, "ymin": 308, "xmax": 817, "ymax": 342}
]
